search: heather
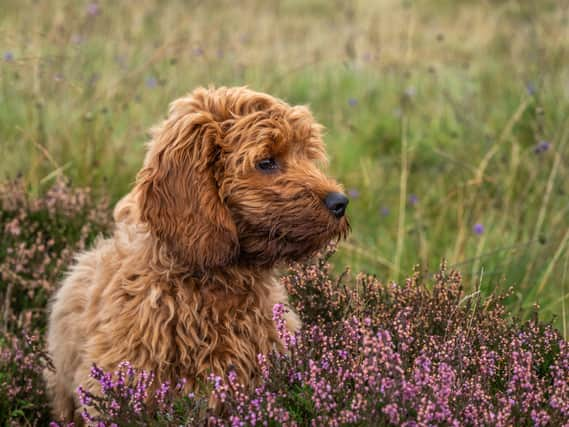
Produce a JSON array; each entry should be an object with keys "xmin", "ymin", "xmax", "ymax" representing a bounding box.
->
[
  {"xmin": 0, "ymin": 179, "xmax": 110, "ymax": 331},
  {"xmin": 0, "ymin": 179, "xmax": 110, "ymax": 425},
  {"xmin": 1, "ymin": 182, "xmax": 569, "ymax": 426},
  {"xmin": 53, "ymin": 256, "xmax": 569, "ymax": 426}
]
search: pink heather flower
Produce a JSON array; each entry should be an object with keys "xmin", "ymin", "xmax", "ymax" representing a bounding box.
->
[
  {"xmin": 531, "ymin": 409, "xmax": 551, "ymax": 426},
  {"xmin": 272, "ymin": 303, "xmax": 296, "ymax": 349},
  {"xmin": 77, "ymin": 386, "xmax": 92, "ymax": 406},
  {"xmin": 382, "ymin": 403, "xmax": 400, "ymax": 424},
  {"xmin": 86, "ymin": 2, "xmax": 100, "ymax": 16},
  {"xmin": 5, "ymin": 217, "xmax": 21, "ymax": 235}
]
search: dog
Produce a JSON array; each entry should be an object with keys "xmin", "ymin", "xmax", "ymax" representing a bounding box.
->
[{"xmin": 45, "ymin": 86, "xmax": 349, "ymax": 421}]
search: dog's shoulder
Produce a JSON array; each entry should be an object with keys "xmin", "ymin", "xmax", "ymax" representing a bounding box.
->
[{"xmin": 113, "ymin": 192, "xmax": 139, "ymax": 224}]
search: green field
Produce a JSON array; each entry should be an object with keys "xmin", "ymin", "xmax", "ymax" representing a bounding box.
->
[{"xmin": 1, "ymin": 0, "xmax": 568, "ymax": 333}]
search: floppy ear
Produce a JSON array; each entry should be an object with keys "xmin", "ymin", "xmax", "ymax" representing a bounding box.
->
[{"xmin": 134, "ymin": 97, "xmax": 239, "ymax": 270}]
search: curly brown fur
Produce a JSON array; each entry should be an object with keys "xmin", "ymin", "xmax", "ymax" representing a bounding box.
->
[{"xmin": 45, "ymin": 86, "xmax": 349, "ymax": 421}]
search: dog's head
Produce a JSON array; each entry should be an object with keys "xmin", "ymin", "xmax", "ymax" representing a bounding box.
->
[{"xmin": 133, "ymin": 86, "xmax": 349, "ymax": 270}]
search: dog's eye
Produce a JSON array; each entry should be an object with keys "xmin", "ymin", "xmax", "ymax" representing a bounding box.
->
[{"xmin": 256, "ymin": 158, "xmax": 279, "ymax": 172}]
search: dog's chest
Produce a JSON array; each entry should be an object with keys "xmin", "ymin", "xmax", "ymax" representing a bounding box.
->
[{"xmin": 147, "ymin": 278, "xmax": 281, "ymax": 382}]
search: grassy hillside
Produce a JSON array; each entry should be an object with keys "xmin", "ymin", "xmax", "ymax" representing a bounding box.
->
[{"xmin": 1, "ymin": 0, "xmax": 568, "ymax": 330}]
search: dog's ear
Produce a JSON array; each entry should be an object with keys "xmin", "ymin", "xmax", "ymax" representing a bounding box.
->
[{"xmin": 134, "ymin": 95, "xmax": 239, "ymax": 270}]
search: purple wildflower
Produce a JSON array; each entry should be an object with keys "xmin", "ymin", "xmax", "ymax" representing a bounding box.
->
[
  {"xmin": 347, "ymin": 188, "xmax": 359, "ymax": 198},
  {"xmin": 408, "ymin": 194, "xmax": 418, "ymax": 206},
  {"xmin": 526, "ymin": 82, "xmax": 537, "ymax": 96},
  {"xmin": 348, "ymin": 98, "xmax": 358, "ymax": 107},
  {"xmin": 3, "ymin": 51, "xmax": 14, "ymax": 61},
  {"xmin": 534, "ymin": 140, "xmax": 551, "ymax": 154},
  {"xmin": 145, "ymin": 76, "xmax": 158, "ymax": 89},
  {"xmin": 473, "ymin": 223, "xmax": 484, "ymax": 235}
]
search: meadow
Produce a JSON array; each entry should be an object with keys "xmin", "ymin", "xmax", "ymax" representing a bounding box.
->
[{"xmin": 1, "ymin": 0, "xmax": 569, "ymax": 425}]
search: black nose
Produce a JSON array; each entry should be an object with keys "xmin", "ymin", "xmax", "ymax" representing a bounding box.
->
[{"xmin": 324, "ymin": 192, "xmax": 349, "ymax": 218}]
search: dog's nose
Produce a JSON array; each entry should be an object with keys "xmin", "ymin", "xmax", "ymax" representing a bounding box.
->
[{"xmin": 324, "ymin": 192, "xmax": 349, "ymax": 218}]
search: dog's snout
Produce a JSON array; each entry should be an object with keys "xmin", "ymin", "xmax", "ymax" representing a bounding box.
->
[{"xmin": 324, "ymin": 192, "xmax": 349, "ymax": 218}]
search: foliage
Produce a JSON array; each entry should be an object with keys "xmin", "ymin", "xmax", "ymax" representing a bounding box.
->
[
  {"xmin": 0, "ymin": 178, "xmax": 111, "ymax": 331},
  {"xmin": 0, "ymin": 331, "xmax": 53, "ymax": 427},
  {"xmin": 1, "ymin": 181, "xmax": 567, "ymax": 426},
  {"xmin": 67, "ymin": 250, "xmax": 569, "ymax": 426},
  {"xmin": 0, "ymin": 179, "xmax": 110, "ymax": 426},
  {"xmin": 1, "ymin": 0, "xmax": 568, "ymax": 325}
]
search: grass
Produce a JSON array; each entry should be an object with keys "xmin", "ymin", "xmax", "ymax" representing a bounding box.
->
[{"xmin": 1, "ymin": 0, "xmax": 569, "ymax": 331}]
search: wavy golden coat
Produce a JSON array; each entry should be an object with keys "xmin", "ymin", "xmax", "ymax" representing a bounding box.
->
[{"xmin": 45, "ymin": 86, "xmax": 349, "ymax": 421}]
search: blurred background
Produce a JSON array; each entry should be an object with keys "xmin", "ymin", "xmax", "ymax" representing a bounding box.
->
[{"xmin": 1, "ymin": 0, "xmax": 568, "ymax": 331}]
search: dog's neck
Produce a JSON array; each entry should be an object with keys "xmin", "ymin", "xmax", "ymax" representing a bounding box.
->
[
  {"xmin": 117, "ymin": 222, "xmax": 283, "ymax": 297},
  {"xmin": 191, "ymin": 265, "xmax": 276, "ymax": 294},
  {"xmin": 141, "ymin": 233, "xmax": 275, "ymax": 291}
]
